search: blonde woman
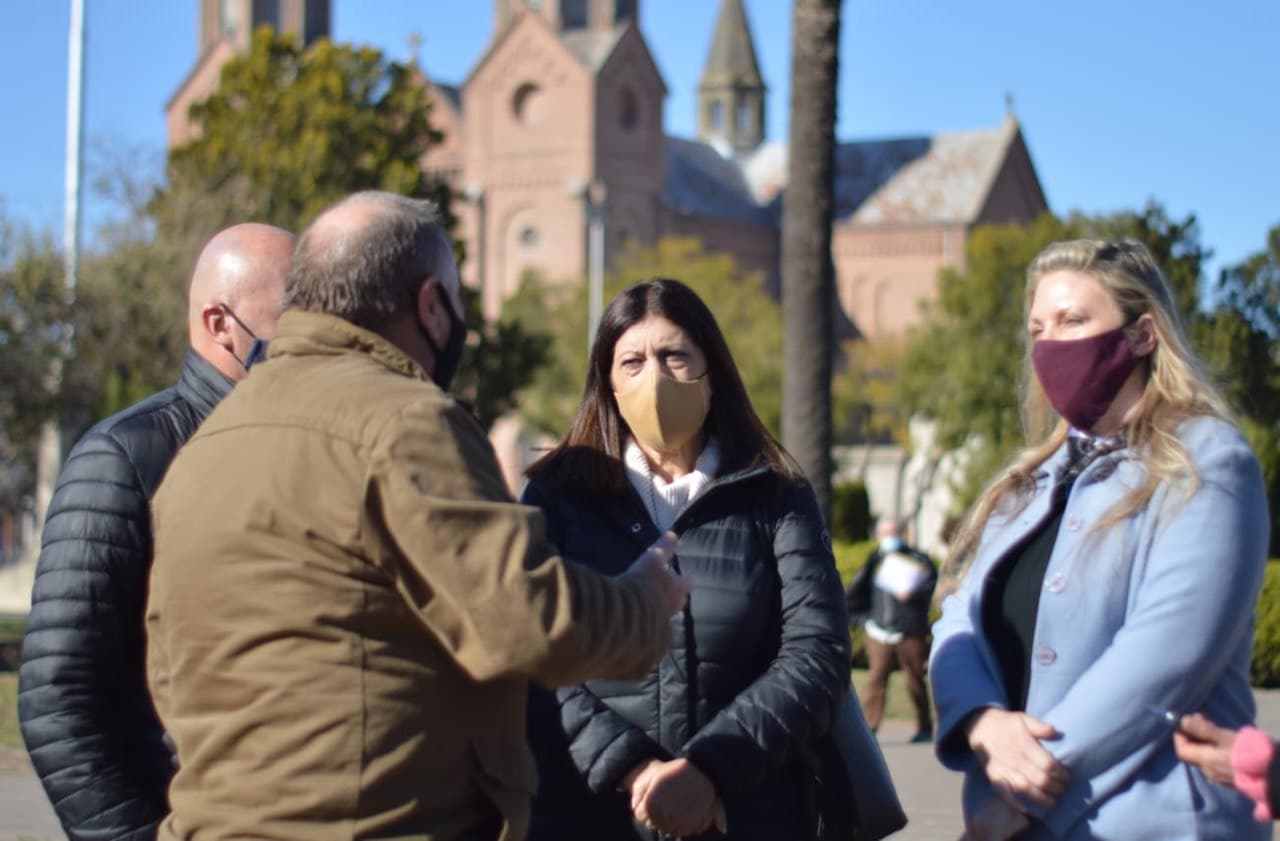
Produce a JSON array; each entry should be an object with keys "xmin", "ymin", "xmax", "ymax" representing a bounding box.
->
[{"xmin": 929, "ymin": 239, "xmax": 1270, "ymax": 840}]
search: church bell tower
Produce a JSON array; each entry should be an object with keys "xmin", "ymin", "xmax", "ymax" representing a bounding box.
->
[
  {"xmin": 199, "ymin": 0, "xmax": 331, "ymax": 54},
  {"xmin": 697, "ymin": 0, "xmax": 766, "ymax": 157},
  {"xmin": 493, "ymin": 0, "xmax": 639, "ymax": 35}
]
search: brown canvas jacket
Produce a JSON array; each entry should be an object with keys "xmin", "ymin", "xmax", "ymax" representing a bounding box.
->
[{"xmin": 146, "ymin": 309, "xmax": 670, "ymax": 840}]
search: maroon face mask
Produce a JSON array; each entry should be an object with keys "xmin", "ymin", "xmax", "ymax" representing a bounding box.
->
[{"xmin": 1031, "ymin": 325, "xmax": 1137, "ymax": 432}]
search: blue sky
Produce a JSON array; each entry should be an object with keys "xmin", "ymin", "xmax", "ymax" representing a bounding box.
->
[{"xmin": 3, "ymin": 1, "xmax": 1277, "ymax": 280}]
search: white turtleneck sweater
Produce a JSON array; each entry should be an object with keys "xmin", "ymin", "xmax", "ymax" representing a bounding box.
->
[{"xmin": 624, "ymin": 437, "xmax": 721, "ymax": 532}]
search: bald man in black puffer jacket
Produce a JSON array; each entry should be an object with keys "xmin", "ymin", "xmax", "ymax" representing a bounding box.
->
[{"xmin": 17, "ymin": 223, "xmax": 294, "ymax": 840}]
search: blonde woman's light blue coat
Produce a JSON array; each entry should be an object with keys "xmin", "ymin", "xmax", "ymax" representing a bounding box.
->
[{"xmin": 931, "ymin": 416, "xmax": 1272, "ymax": 840}]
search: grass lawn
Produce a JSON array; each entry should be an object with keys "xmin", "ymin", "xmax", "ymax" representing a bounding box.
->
[
  {"xmin": 1, "ymin": 613, "xmax": 22, "ymax": 749},
  {"xmin": 1, "ymin": 672, "xmax": 19, "ymax": 749}
]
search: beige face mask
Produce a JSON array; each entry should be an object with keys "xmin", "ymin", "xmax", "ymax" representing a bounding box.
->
[{"xmin": 615, "ymin": 366, "xmax": 712, "ymax": 454}]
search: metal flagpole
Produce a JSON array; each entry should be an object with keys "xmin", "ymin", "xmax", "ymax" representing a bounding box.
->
[{"xmin": 35, "ymin": 0, "xmax": 86, "ymax": 533}]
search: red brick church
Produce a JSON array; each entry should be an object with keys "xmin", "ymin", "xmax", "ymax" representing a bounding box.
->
[{"xmin": 167, "ymin": 0, "xmax": 1048, "ymax": 338}]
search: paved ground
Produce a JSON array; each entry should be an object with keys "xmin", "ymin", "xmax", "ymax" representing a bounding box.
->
[{"xmin": 4, "ymin": 691, "xmax": 1280, "ymax": 840}]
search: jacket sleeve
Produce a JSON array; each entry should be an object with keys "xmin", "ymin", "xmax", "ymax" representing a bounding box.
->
[
  {"xmin": 1026, "ymin": 436, "xmax": 1269, "ymax": 835},
  {"xmin": 519, "ymin": 480, "xmax": 666, "ymax": 794},
  {"xmin": 681, "ymin": 481, "xmax": 851, "ymax": 797},
  {"xmin": 18, "ymin": 432, "xmax": 168, "ymax": 840},
  {"xmin": 555, "ymin": 683, "xmax": 667, "ymax": 794},
  {"xmin": 930, "ymin": 523, "xmax": 1011, "ymax": 771},
  {"xmin": 367, "ymin": 399, "xmax": 670, "ymax": 687}
]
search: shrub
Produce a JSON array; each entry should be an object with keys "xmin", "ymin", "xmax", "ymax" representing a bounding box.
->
[
  {"xmin": 1251, "ymin": 561, "xmax": 1280, "ymax": 687},
  {"xmin": 831, "ymin": 481, "xmax": 872, "ymax": 544},
  {"xmin": 0, "ymin": 613, "xmax": 24, "ymax": 673}
]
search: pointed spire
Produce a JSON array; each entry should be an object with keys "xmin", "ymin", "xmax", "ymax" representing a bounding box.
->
[
  {"xmin": 697, "ymin": 0, "xmax": 766, "ymax": 156},
  {"xmin": 700, "ymin": 0, "xmax": 764, "ymax": 89}
]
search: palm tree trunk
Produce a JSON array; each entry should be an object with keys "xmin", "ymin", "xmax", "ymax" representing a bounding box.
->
[{"xmin": 782, "ymin": 0, "xmax": 842, "ymax": 522}]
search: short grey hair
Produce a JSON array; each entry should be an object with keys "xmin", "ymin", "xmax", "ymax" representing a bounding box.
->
[{"xmin": 285, "ymin": 191, "xmax": 451, "ymax": 331}]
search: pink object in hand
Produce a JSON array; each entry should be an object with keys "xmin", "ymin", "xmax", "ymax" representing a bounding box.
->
[{"xmin": 1231, "ymin": 725, "xmax": 1275, "ymax": 821}]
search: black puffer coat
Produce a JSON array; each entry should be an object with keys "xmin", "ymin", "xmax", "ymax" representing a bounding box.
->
[
  {"xmin": 18, "ymin": 350, "xmax": 232, "ymax": 841},
  {"xmin": 522, "ymin": 459, "xmax": 851, "ymax": 841}
]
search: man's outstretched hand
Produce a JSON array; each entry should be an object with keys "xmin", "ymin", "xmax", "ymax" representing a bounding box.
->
[{"xmin": 622, "ymin": 531, "xmax": 690, "ymax": 617}]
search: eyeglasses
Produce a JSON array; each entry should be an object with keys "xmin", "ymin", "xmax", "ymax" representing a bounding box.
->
[
  {"xmin": 220, "ymin": 304, "xmax": 269, "ymax": 370},
  {"xmin": 220, "ymin": 303, "xmax": 259, "ymax": 341}
]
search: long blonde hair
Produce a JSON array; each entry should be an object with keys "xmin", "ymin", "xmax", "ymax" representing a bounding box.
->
[{"xmin": 938, "ymin": 239, "xmax": 1233, "ymax": 596}]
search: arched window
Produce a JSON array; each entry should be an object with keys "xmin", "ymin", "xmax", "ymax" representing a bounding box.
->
[
  {"xmin": 218, "ymin": 0, "xmax": 242, "ymax": 37},
  {"xmin": 252, "ymin": 0, "xmax": 279, "ymax": 27},
  {"xmin": 512, "ymin": 83, "xmax": 544, "ymax": 125},
  {"xmin": 620, "ymin": 87, "xmax": 638, "ymax": 130},
  {"xmin": 561, "ymin": 0, "xmax": 588, "ymax": 28},
  {"xmin": 709, "ymin": 100, "xmax": 725, "ymax": 132}
]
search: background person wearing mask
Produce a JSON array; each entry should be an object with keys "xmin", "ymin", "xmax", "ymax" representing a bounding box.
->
[
  {"xmin": 521, "ymin": 278, "xmax": 851, "ymax": 840},
  {"xmin": 145, "ymin": 192, "xmax": 687, "ymax": 841},
  {"xmin": 18, "ymin": 222, "xmax": 295, "ymax": 840},
  {"xmin": 845, "ymin": 518, "xmax": 937, "ymax": 742},
  {"xmin": 930, "ymin": 239, "xmax": 1269, "ymax": 840}
]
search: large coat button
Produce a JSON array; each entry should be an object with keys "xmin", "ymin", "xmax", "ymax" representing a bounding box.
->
[
  {"xmin": 1045, "ymin": 573, "xmax": 1067, "ymax": 594},
  {"xmin": 1064, "ymin": 516, "xmax": 1084, "ymax": 532},
  {"xmin": 1034, "ymin": 645, "xmax": 1058, "ymax": 666}
]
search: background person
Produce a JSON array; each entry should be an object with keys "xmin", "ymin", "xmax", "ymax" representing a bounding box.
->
[
  {"xmin": 522, "ymin": 278, "xmax": 851, "ymax": 840},
  {"xmin": 145, "ymin": 192, "xmax": 687, "ymax": 841},
  {"xmin": 845, "ymin": 517, "xmax": 937, "ymax": 741},
  {"xmin": 929, "ymin": 239, "xmax": 1270, "ymax": 839},
  {"xmin": 17, "ymin": 222, "xmax": 294, "ymax": 841}
]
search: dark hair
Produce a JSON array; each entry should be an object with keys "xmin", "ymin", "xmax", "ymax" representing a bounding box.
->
[
  {"xmin": 527, "ymin": 278, "xmax": 801, "ymax": 491},
  {"xmin": 284, "ymin": 191, "xmax": 451, "ymax": 332}
]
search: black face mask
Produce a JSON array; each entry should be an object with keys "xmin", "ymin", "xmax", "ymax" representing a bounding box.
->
[
  {"xmin": 421, "ymin": 287, "xmax": 466, "ymax": 391},
  {"xmin": 242, "ymin": 338, "xmax": 270, "ymax": 370}
]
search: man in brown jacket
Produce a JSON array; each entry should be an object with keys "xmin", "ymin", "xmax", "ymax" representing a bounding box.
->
[{"xmin": 146, "ymin": 192, "xmax": 688, "ymax": 840}]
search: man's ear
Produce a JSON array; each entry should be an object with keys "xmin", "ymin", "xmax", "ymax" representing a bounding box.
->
[
  {"xmin": 1129, "ymin": 313, "xmax": 1158, "ymax": 357},
  {"xmin": 202, "ymin": 303, "xmax": 234, "ymax": 352},
  {"xmin": 416, "ymin": 276, "xmax": 446, "ymax": 344}
]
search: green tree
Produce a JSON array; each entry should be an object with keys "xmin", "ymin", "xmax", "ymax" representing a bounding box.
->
[
  {"xmin": 0, "ymin": 214, "xmax": 65, "ymax": 510},
  {"xmin": 157, "ymin": 28, "xmax": 448, "ymax": 236},
  {"xmin": 832, "ymin": 336, "xmax": 909, "ymax": 446},
  {"xmin": 505, "ymin": 238, "xmax": 783, "ymax": 440},
  {"xmin": 149, "ymin": 29, "xmax": 543, "ymax": 429},
  {"xmin": 1206, "ymin": 225, "xmax": 1280, "ymax": 554}
]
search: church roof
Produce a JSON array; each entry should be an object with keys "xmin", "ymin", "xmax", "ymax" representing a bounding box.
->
[
  {"xmin": 663, "ymin": 137, "xmax": 777, "ymax": 226},
  {"xmin": 848, "ymin": 121, "xmax": 1017, "ymax": 224},
  {"xmin": 700, "ymin": 0, "xmax": 765, "ymax": 90},
  {"xmin": 431, "ymin": 82, "xmax": 462, "ymax": 113},
  {"xmin": 560, "ymin": 24, "xmax": 629, "ymax": 73},
  {"xmin": 668, "ymin": 116, "xmax": 1029, "ymax": 227}
]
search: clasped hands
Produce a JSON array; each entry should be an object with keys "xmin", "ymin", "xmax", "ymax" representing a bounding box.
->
[
  {"xmin": 622, "ymin": 757, "xmax": 727, "ymax": 838},
  {"xmin": 959, "ymin": 708, "xmax": 1069, "ymax": 841}
]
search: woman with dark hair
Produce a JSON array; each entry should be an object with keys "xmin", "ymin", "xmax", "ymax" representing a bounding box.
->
[{"xmin": 522, "ymin": 279, "xmax": 851, "ymax": 840}]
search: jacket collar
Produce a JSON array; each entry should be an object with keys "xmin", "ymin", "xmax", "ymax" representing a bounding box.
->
[
  {"xmin": 1032, "ymin": 435, "xmax": 1131, "ymax": 488},
  {"xmin": 267, "ymin": 309, "xmax": 433, "ymax": 383},
  {"xmin": 177, "ymin": 348, "xmax": 235, "ymax": 420},
  {"xmin": 609, "ymin": 450, "xmax": 774, "ymax": 540}
]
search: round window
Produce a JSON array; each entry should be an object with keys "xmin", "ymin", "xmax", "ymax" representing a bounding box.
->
[{"xmin": 520, "ymin": 227, "xmax": 539, "ymax": 248}]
